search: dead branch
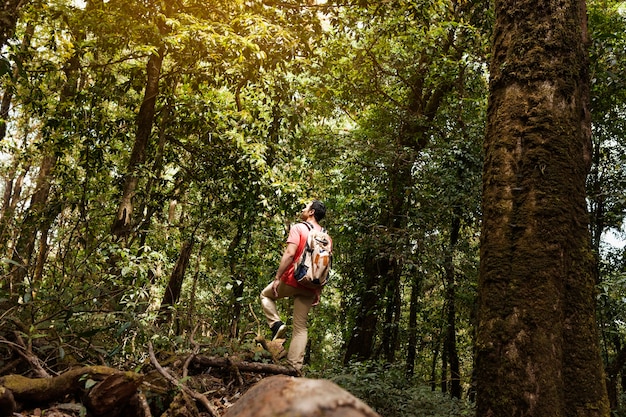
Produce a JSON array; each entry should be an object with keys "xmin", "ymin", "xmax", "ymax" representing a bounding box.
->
[
  {"xmin": 183, "ymin": 324, "xmax": 201, "ymax": 379},
  {"xmin": 192, "ymin": 355, "xmax": 299, "ymax": 377},
  {"xmin": 135, "ymin": 391, "xmax": 152, "ymax": 417},
  {"xmin": 147, "ymin": 341, "xmax": 219, "ymax": 417},
  {"xmin": 0, "ymin": 333, "xmax": 51, "ymax": 378}
]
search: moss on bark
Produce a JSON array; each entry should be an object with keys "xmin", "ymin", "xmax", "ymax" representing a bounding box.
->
[{"xmin": 476, "ymin": 0, "xmax": 610, "ymax": 415}]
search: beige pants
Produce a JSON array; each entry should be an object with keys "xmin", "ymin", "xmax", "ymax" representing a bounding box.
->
[{"xmin": 260, "ymin": 281, "xmax": 314, "ymax": 370}]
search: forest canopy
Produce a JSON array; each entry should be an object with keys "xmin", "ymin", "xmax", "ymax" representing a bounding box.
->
[{"xmin": 0, "ymin": 0, "xmax": 626, "ymax": 416}]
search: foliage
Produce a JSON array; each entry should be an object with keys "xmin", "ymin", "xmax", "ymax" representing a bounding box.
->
[
  {"xmin": 326, "ymin": 361, "xmax": 474, "ymax": 417},
  {"xmin": 0, "ymin": 0, "xmax": 625, "ymax": 413},
  {"xmin": 588, "ymin": 2, "xmax": 626, "ymax": 408}
]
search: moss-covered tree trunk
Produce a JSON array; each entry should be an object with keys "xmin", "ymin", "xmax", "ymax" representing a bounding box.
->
[{"xmin": 475, "ymin": 0, "xmax": 610, "ymax": 414}]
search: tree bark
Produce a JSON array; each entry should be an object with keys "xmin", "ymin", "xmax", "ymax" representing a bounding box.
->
[
  {"xmin": 1, "ymin": 366, "xmax": 141, "ymax": 404},
  {"xmin": 192, "ymin": 355, "xmax": 300, "ymax": 376},
  {"xmin": 0, "ymin": 0, "xmax": 28, "ymax": 49},
  {"xmin": 405, "ymin": 269, "xmax": 422, "ymax": 377},
  {"xmin": 443, "ymin": 215, "xmax": 461, "ymax": 398},
  {"xmin": 159, "ymin": 238, "xmax": 194, "ymax": 321},
  {"xmin": 222, "ymin": 375, "xmax": 381, "ymax": 417},
  {"xmin": 8, "ymin": 40, "xmax": 80, "ymax": 295},
  {"xmin": 111, "ymin": 47, "xmax": 164, "ymax": 238},
  {"xmin": 475, "ymin": 0, "xmax": 610, "ymax": 414}
]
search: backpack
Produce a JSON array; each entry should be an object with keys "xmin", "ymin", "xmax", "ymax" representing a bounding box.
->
[{"xmin": 294, "ymin": 222, "xmax": 332, "ymax": 289}]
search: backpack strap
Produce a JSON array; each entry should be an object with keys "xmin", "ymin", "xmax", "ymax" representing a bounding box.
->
[
  {"xmin": 297, "ymin": 222, "xmax": 312, "ymax": 256},
  {"xmin": 303, "ymin": 221, "xmax": 326, "ymax": 233}
]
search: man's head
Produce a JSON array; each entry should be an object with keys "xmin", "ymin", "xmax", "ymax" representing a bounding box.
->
[
  {"xmin": 310, "ymin": 200, "xmax": 326, "ymax": 222},
  {"xmin": 300, "ymin": 200, "xmax": 327, "ymax": 222}
]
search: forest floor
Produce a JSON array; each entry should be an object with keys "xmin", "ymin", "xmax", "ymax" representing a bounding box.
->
[{"xmin": 1, "ymin": 338, "xmax": 296, "ymax": 417}]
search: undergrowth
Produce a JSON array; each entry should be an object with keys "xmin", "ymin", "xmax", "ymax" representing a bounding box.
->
[{"xmin": 315, "ymin": 361, "xmax": 475, "ymax": 417}]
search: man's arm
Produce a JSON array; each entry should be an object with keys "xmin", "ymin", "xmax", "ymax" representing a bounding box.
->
[
  {"xmin": 272, "ymin": 242, "xmax": 298, "ymax": 297},
  {"xmin": 275, "ymin": 242, "xmax": 298, "ymax": 280}
]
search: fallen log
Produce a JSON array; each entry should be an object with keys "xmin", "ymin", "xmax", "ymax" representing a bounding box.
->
[
  {"xmin": 0, "ymin": 366, "xmax": 143, "ymax": 417},
  {"xmin": 192, "ymin": 355, "xmax": 299, "ymax": 376},
  {"xmin": 0, "ymin": 387, "xmax": 15, "ymax": 416},
  {"xmin": 222, "ymin": 375, "xmax": 381, "ymax": 417},
  {"xmin": 83, "ymin": 372, "xmax": 144, "ymax": 416},
  {"xmin": 1, "ymin": 366, "xmax": 123, "ymax": 403}
]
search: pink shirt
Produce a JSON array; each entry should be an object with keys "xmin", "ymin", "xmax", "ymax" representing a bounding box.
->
[{"xmin": 281, "ymin": 222, "xmax": 332, "ymax": 289}]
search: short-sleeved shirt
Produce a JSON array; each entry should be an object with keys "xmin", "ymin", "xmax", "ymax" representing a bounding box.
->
[{"xmin": 281, "ymin": 222, "xmax": 332, "ymax": 289}]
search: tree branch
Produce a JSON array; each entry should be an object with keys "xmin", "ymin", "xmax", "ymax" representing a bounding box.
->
[{"xmin": 147, "ymin": 341, "xmax": 219, "ymax": 417}]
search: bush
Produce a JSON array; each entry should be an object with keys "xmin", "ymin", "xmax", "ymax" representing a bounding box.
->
[{"xmin": 323, "ymin": 362, "xmax": 474, "ymax": 417}]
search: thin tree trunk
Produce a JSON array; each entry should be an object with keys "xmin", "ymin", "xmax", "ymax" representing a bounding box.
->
[
  {"xmin": 381, "ymin": 262, "xmax": 401, "ymax": 363},
  {"xmin": 8, "ymin": 31, "xmax": 81, "ymax": 294},
  {"xmin": 604, "ymin": 342, "xmax": 626, "ymax": 410},
  {"xmin": 405, "ymin": 270, "xmax": 422, "ymax": 377},
  {"xmin": 443, "ymin": 215, "xmax": 461, "ymax": 398},
  {"xmin": 0, "ymin": 163, "xmax": 27, "ymax": 260},
  {"xmin": 0, "ymin": 22, "xmax": 33, "ymax": 262},
  {"xmin": 441, "ymin": 340, "xmax": 448, "ymax": 394},
  {"xmin": 9, "ymin": 154, "xmax": 56, "ymax": 291},
  {"xmin": 0, "ymin": 0, "xmax": 28, "ymax": 49},
  {"xmin": 134, "ymin": 78, "xmax": 177, "ymax": 251},
  {"xmin": 475, "ymin": 0, "xmax": 609, "ymax": 413},
  {"xmin": 343, "ymin": 28, "xmax": 457, "ymax": 364},
  {"xmin": 111, "ymin": 47, "xmax": 164, "ymax": 238},
  {"xmin": 430, "ymin": 341, "xmax": 439, "ymax": 392},
  {"xmin": 158, "ymin": 238, "xmax": 194, "ymax": 322}
]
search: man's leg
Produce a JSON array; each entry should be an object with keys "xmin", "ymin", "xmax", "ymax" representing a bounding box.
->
[
  {"xmin": 260, "ymin": 282, "xmax": 282, "ymax": 328},
  {"xmin": 287, "ymin": 292, "xmax": 314, "ymax": 370}
]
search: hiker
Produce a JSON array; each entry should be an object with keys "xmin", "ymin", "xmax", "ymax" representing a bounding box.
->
[{"xmin": 260, "ymin": 200, "xmax": 332, "ymax": 371}]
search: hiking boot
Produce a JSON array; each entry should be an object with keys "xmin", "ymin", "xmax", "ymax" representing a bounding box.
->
[{"xmin": 271, "ymin": 321, "xmax": 287, "ymax": 341}]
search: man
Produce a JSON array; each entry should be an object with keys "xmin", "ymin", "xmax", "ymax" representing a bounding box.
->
[{"xmin": 260, "ymin": 200, "xmax": 332, "ymax": 371}]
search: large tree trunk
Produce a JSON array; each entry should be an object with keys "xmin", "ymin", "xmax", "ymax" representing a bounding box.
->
[{"xmin": 475, "ymin": 0, "xmax": 610, "ymax": 414}]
